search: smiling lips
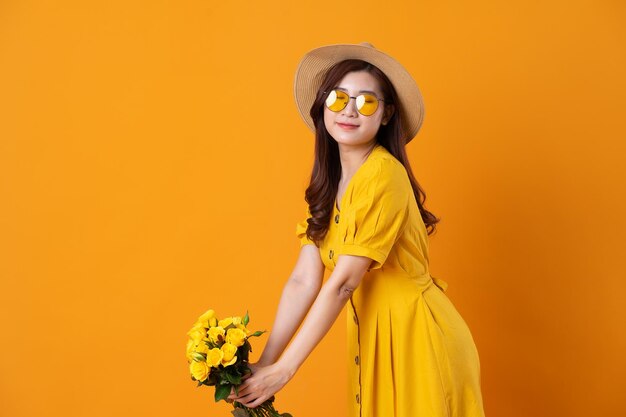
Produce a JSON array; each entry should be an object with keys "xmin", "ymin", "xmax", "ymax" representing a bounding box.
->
[{"xmin": 337, "ymin": 122, "xmax": 358, "ymax": 129}]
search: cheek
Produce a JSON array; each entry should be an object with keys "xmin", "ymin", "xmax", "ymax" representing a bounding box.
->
[
  {"xmin": 323, "ymin": 109, "xmax": 334, "ymax": 128},
  {"xmin": 366, "ymin": 114, "xmax": 383, "ymax": 130}
]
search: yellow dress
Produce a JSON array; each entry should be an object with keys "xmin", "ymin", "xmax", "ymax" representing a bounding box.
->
[{"xmin": 296, "ymin": 144, "xmax": 486, "ymax": 417}]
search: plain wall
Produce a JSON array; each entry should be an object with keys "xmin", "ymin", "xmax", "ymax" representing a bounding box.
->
[{"xmin": 1, "ymin": 1, "xmax": 625, "ymax": 416}]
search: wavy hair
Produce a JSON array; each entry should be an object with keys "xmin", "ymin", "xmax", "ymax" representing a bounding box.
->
[{"xmin": 302, "ymin": 59, "xmax": 440, "ymax": 246}]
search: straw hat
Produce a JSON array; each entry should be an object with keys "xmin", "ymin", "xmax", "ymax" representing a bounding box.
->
[{"xmin": 293, "ymin": 42, "xmax": 425, "ymax": 144}]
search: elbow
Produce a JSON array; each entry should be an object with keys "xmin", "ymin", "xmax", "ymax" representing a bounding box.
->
[{"xmin": 337, "ymin": 284, "xmax": 356, "ymax": 299}]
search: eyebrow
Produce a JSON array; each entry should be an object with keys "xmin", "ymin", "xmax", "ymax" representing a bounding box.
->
[{"xmin": 334, "ymin": 86, "xmax": 380, "ymax": 96}]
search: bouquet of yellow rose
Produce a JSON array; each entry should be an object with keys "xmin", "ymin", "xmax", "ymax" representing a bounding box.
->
[{"xmin": 186, "ymin": 309, "xmax": 293, "ymax": 417}]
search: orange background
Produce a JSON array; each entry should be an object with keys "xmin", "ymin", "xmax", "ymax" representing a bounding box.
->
[{"xmin": 1, "ymin": 1, "xmax": 625, "ymax": 416}]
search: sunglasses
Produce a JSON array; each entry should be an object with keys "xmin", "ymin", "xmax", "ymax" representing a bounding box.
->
[{"xmin": 323, "ymin": 89, "xmax": 388, "ymax": 116}]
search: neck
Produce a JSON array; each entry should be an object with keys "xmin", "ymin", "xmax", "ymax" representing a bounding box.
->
[{"xmin": 337, "ymin": 142, "xmax": 378, "ymax": 183}]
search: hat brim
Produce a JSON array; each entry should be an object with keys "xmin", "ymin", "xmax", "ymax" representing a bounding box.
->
[{"xmin": 293, "ymin": 43, "xmax": 425, "ymax": 144}]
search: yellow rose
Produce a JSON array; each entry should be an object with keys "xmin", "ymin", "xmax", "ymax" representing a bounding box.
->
[
  {"xmin": 190, "ymin": 360, "xmax": 210, "ymax": 381},
  {"xmin": 220, "ymin": 343, "xmax": 238, "ymax": 367},
  {"xmin": 206, "ymin": 347, "xmax": 224, "ymax": 367},
  {"xmin": 235, "ymin": 323, "xmax": 252, "ymax": 336},
  {"xmin": 190, "ymin": 321, "xmax": 206, "ymax": 331},
  {"xmin": 222, "ymin": 356, "xmax": 237, "ymax": 367},
  {"xmin": 232, "ymin": 316, "xmax": 242, "ymax": 325},
  {"xmin": 187, "ymin": 338, "xmax": 210, "ymax": 361},
  {"xmin": 187, "ymin": 326, "xmax": 207, "ymax": 344},
  {"xmin": 226, "ymin": 328, "xmax": 246, "ymax": 347},
  {"xmin": 198, "ymin": 309, "xmax": 216, "ymax": 322},
  {"xmin": 196, "ymin": 318, "xmax": 218, "ymax": 328},
  {"xmin": 218, "ymin": 317, "xmax": 233, "ymax": 328},
  {"xmin": 196, "ymin": 309, "xmax": 218, "ymax": 328},
  {"xmin": 188, "ymin": 322, "xmax": 206, "ymax": 334},
  {"xmin": 186, "ymin": 338, "xmax": 195, "ymax": 362},
  {"xmin": 208, "ymin": 326, "xmax": 225, "ymax": 343},
  {"xmin": 194, "ymin": 340, "xmax": 209, "ymax": 355}
]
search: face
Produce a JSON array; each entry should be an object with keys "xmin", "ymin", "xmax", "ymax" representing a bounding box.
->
[{"xmin": 323, "ymin": 71, "xmax": 393, "ymax": 147}]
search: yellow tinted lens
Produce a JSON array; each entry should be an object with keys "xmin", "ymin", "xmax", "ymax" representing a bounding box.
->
[
  {"xmin": 325, "ymin": 90, "xmax": 349, "ymax": 112},
  {"xmin": 356, "ymin": 94, "xmax": 379, "ymax": 116}
]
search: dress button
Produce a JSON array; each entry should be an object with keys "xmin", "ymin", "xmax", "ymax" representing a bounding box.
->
[
  {"xmin": 329, "ymin": 249, "xmax": 334, "ymax": 259},
  {"xmin": 356, "ymin": 394, "xmax": 360, "ymax": 404},
  {"xmin": 355, "ymin": 355, "xmax": 359, "ymax": 365},
  {"xmin": 334, "ymin": 214, "xmax": 340, "ymax": 223}
]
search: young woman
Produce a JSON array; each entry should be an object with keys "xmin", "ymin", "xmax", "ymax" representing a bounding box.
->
[{"xmin": 228, "ymin": 42, "xmax": 486, "ymax": 417}]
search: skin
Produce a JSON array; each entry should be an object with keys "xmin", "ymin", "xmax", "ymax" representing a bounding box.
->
[{"xmin": 227, "ymin": 71, "xmax": 396, "ymax": 409}]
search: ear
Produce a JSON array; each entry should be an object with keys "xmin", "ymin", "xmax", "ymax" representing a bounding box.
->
[{"xmin": 381, "ymin": 104, "xmax": 395, "ymax": 126}]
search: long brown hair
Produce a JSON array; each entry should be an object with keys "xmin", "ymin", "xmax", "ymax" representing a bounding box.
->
[{"xmin": 303, "ymin": 59, "xmax": 440, "ymax": 246}]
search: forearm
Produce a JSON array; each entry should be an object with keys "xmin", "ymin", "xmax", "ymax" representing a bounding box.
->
[
  {"xmin": 274, "ymin": 280, "xmax": 350, "ymax": 378},
  {"xmin": 257, "ymin": 278, "xmax": 321, "ymax": 366}
]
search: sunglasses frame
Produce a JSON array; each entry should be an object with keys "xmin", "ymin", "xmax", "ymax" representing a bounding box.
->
[{"xmin": 322, "ymin": 89, "xmax": 388, "ymax": 116}]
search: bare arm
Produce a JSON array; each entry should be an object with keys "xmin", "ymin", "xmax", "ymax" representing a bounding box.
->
[
  {"xmin": 255, "ymin": 244, "xmax": 325, "ymax": 366},
  {"xmin": 229, "ymin": 253, "xmax": 372, "ymax": 408},
  {"xmin": 275, "ymin": 254, "xmax": 372, "ymax": 377}
]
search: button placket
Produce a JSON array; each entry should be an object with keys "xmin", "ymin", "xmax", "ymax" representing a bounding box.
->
[
  {"xmin": 349, "ymin": 297, "xmax": 362, "ymax": 414},
  {"xmin": 330, "ymin": 212, "xmax": 340, "ymax": 267}
]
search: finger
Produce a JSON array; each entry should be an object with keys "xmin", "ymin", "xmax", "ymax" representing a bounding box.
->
[
  {"xmin": 237, "ymin": 393, "xmax": 257, "ymax": 406},
  {"xmin": 238, "ymin": 391, "xmax": 259, "ymax": 408},
  {"xmin": 232, "ymin": 385, "xmax": 254, "ymax": 400},
  {"xmin": 228, "ymin": 384, "xmax": 247, "ymax": 399},
  {"xmin": 246, "ymin": 395, "xmax": 266, "ymax": 409},
  {"xmin": 240, "ymin": 397, "xmax": 255, "ymax": 408},
  {"xmin": 238, "ymin": 384, "xmax": 250, "ymax": 395}
]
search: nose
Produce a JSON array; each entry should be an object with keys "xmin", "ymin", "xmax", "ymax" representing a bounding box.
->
[{"xmin": 341, "ymin": 96, "xmax": 359, "ymax": 117}]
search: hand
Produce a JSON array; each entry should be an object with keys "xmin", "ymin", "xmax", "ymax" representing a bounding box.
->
[
  {"xmin": 226, "ymin": 362, "xmax": 292, "ymax": 409},
  {"xmin": 245, "ymin": 361, "xmax": 264, "ymax": 376},
  {"xmin": 227, "ymin": 361, "xmax": 262, "ymax": 402}
]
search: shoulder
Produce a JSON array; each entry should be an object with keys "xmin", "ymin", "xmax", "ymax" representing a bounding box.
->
[{"xmin": 357, "ymin": 146, "xmax": 411, "ymax": 193}]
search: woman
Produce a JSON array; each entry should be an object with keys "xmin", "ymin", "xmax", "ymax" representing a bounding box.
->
[{"xmin": 228, "ymin": 42, "xmax": 486, "ymax": 417}]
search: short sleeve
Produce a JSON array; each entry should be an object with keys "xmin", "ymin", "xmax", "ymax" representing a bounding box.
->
[
  {"xmin": 295, "ymin": 207, "xmax": 316, "ymax": 247},
  {"xmin": 336, "ymin": 159, "xmax": 410, "ymax": 270}
]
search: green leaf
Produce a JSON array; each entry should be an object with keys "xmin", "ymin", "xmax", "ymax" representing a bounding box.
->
[
  {"xmin": 223, "ymin": 372, "xmax": 242, "ymax": 385},
  {"xmin": 243, "ymin": 311, "xmax": 250, "ymax": 326},
  {"xmin": 248, "ymin": 330, "xmax": 267, "ymax": 338},
  {"xmin": 191, "ymin": 352, "xmax": 206, "ymax": 362},
  {"xmin": 207, "ymin": 371, "xmax": 216, "ymax": 382},
  {"xmin": 239, "ymin": 340, "xmax": 251, "ymax": 358},
  {"xmin": 214, "ymin": 383, "xmax": 231, "ymax": 402}
]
